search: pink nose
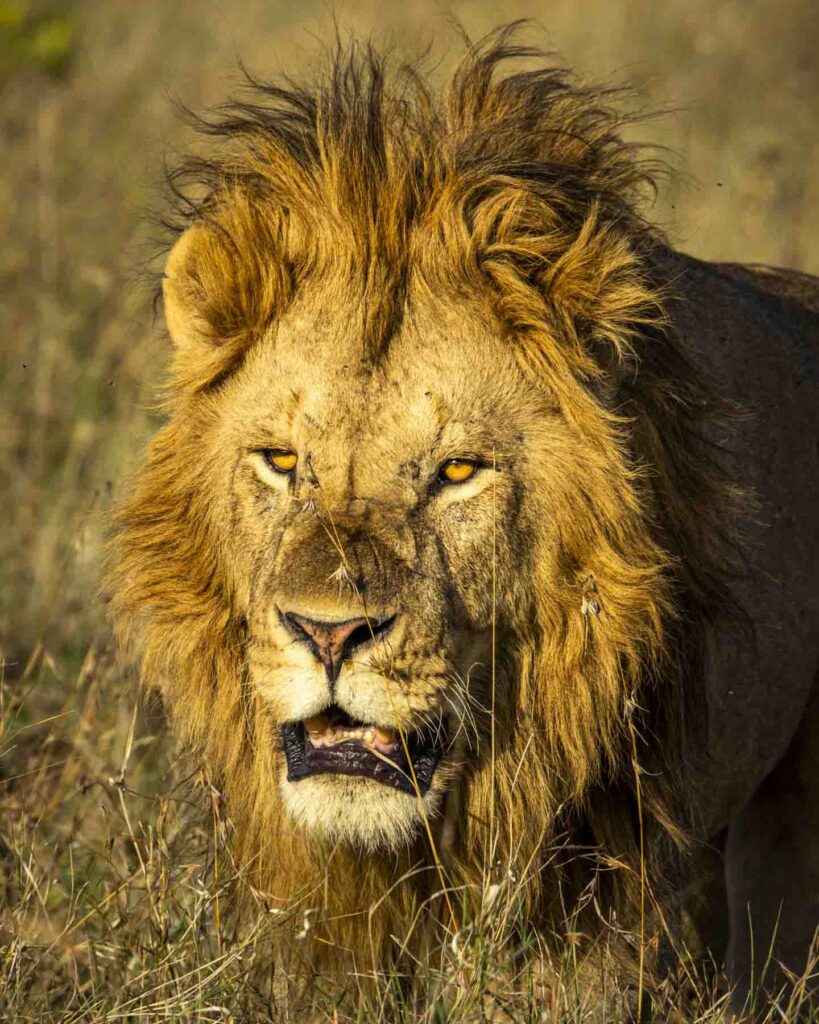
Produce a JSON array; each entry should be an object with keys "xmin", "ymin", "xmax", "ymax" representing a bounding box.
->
[{"xmin": 281, "ymin": 611, "xmax": 395, "ymax": 683}]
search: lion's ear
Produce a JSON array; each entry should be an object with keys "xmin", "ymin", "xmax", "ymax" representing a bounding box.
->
[
  {"xmin": 161, "ymin": 205, "xmax": 291, "ymax": 390},
  {"xmin": 539, "ymin": 209, "xmax": 664, "ymax": 397},
  {"xmin": 162, "ymin": 225, "xmax": 253, "ymax": 391},
  {"xmin": 162, "ymin": 226, "xmax": 214, "ymax": 352}
]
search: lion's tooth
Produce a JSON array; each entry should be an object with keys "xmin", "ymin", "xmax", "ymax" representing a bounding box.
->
[
  {"xmin": 305, "ymin": 714, "xmax": 330, "ymax": 736},
  {"xmin": 307, "ymin": 718, "xmax": 406, "ymax": 751}
]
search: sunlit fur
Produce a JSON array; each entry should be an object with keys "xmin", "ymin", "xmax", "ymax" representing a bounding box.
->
[{"xmin": 110, "ymin": 28, "xmax": 742, "ymax": 982}]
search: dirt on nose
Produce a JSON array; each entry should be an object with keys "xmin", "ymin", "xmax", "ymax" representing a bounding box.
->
[{"xmin": 273, "ymin": 514, "xmax": 403, "ymax": 614}]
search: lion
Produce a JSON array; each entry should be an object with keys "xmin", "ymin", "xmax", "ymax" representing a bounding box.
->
[{"xmin": 110, "ymin": 29, "xmax": 819, "ymax": 1013}]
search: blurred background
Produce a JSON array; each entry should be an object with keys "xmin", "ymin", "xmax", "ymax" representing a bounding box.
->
[
  {"xmin": 0, "ymin": 4, "xmax": 817, "ymax": 1017},
  {"xmin": 1, "ymin": 0, "xmax": 818, "ymax": 670}
]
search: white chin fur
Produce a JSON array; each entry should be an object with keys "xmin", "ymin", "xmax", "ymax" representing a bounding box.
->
[{"xmin": 281, "ymin": 773, "xmax": 443, "ymax": 852}]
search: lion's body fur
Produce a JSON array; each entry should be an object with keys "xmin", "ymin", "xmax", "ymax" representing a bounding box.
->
[{"xmin": 110, "ymin": 29, "xmax": 819, "ymax": 1003}]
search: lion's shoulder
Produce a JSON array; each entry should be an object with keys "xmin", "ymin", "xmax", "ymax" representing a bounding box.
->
[{"xmin": 658, "ymin": 250, "xmax": 819, "ymax": 395}]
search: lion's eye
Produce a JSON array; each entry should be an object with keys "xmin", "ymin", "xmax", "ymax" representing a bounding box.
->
[
  {"xmin": 439, "ymin": 459, "xmax": 479, "ymax": 484},
  {"xmin": 262, "ymin": 449, "xmax": 298, "ymax": 474}
]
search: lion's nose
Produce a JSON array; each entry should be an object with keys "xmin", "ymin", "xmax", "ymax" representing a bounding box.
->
[{"xmin": 281, "ymin": 610, "xmax": 396, "ymax": 683}]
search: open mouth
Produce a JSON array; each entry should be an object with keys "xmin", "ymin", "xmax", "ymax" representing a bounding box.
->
[{"xmin": 281, "ymin": 705, "xmax": 448, "ymax": 795}]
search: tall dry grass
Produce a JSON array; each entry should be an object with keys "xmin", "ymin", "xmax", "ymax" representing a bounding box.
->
[{"xmin": 1, "ymin": 2, "xmax": 818, "ymax": 1020}]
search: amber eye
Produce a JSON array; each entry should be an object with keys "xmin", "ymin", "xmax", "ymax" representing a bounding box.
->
[
  {"xmin": 439, "ymin": 459, "xmax": 480, "ymax": 484},
  {"xmin": 262, "ymin": 449, "xmax": 298, "ymax": 474}
]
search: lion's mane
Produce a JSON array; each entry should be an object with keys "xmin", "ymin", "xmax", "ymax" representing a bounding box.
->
[{"xmin": 110, "ymin": 27, "xmax": 741, "ymax": 979}]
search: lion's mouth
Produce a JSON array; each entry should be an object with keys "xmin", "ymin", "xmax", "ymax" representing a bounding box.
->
[{"xmin": 281, "ymin": 705, "xmax": 447, "ymax": 795}]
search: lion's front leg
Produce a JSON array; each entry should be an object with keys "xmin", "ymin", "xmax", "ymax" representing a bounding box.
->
[{"xmin": 723, "ymin": 677, "xmax": 819, "ymax": 1017}]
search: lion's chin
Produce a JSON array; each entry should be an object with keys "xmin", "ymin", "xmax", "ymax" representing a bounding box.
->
[
  {"xmin": 278, "ymin": 704, "xmax": 451, "ymax": 850},
  {"xmin": 280, "ymin": 774, "xmax": 445, "ymax": 852}
]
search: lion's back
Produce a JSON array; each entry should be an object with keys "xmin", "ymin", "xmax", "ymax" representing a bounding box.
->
[{"xmin": 712, "ymin": 262, "xmax": 819, "ymax": 315}]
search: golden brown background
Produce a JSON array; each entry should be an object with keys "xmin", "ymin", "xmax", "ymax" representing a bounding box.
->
[{"xmin": 0, "ymin": 3, "xmax": 817, "ymax": 1018}]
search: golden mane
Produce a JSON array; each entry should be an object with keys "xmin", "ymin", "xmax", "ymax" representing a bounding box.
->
[{"xmin": 110, "ymin": 26, "xmax": 742, "ymax": 984}]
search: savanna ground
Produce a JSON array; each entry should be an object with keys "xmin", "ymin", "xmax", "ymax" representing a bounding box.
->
[{"xmin": 1, "ymin": 2, "xmax": 818, "ymax": 1020}]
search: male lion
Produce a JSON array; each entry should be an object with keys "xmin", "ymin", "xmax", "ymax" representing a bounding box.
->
[{"xmin": 111, "ymin": 31, "xmax": 819, "ymax": 1012}]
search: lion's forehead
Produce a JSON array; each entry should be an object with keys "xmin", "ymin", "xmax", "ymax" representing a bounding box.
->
[{"xmin": 230, "ymin": 293, "xmax": 534, "ymax": 469}]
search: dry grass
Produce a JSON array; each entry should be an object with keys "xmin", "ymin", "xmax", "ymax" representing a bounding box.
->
[
  {"xmin": 3, "ymin": 650, "xmax": 817, "ymax": 1021},
  {"xmin": 1, "ymin": 1, "xmax": 818, "ymax": 1020}
]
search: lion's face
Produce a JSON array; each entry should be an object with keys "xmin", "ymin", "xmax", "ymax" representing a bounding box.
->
[{"xmin": 196, "ymin": 285, "xmax": 553, "ymax": 849}]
